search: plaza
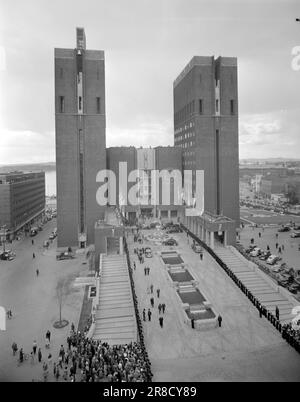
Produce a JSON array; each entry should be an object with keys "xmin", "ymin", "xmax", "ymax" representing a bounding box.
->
[{"xmin": 126, "ymin": 228, "xmax": 300, "ymax": 381}]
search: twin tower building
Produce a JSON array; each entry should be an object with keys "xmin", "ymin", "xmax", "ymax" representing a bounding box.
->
[{"xmin": 55, "ymin": 28, "xmax": 239, "ymax": 250}]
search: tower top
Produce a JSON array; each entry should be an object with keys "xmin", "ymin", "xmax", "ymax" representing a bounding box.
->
[{"xmin": 76, "ymin": 27, "xmax": 86, "ymax": 50}]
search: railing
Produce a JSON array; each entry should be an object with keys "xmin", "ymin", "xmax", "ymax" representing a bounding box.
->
[{"xmin": 123, "ymin": 236, "xmax": 153, "ymax": 381}]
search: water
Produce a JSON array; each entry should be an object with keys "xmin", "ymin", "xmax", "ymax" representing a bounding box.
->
[{"xmin": 46, "ymin": 170, "xmax": 56, "ymax": 196}]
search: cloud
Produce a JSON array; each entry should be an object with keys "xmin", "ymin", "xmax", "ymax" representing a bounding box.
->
[{"xmin": 0, "ymin": 129, "xmax": 55, "ymax": 164}]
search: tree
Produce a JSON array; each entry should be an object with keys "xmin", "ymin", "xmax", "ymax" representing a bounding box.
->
[{"xmin": 54, "ymin": 277, "xmax": 70, "ymax": 328}]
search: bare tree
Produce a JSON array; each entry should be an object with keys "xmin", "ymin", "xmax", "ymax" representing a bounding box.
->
[{"xmin": 54, "ymin": 276, "xmax": 70, "ymax": 328}]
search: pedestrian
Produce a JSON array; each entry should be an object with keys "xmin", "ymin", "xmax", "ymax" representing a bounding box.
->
[
  {"xmin": 200, "ymin": 252, "xmax": 203, "ymax": 261},
  {"xmin": 33, "ymin": 340, "xmax": 37, "ymax": 355},
  {"xmin": 32, "ymin": 239, "xmax": 34, "ymax": 245},
  {"xmin": 38, "ymin": 348, "xmax": 42, "ymax": 363},
  {"xmin": 53, "ymin": 362, "xmax": 57, "ymax": 377},
  {"xmin": 282, "ymin": 244, "xmax": 284, "ymax": 251},
  {"xmin": 71, "ymin": 322, "xmax": 75, "ymax": 332},
  {"xmin": 158, "ymin": 303, "xmax": 162, "ymax": 314},
  {"xmin": 278, "ymin": 246, "xmax": 281, "ymax": 254},
  {"xmin": 162, "ymin": 303, "xmax": 166, "ymax": 314},
  {"xmin": 147, "ymin": 309, "xmax": 152, "ymax": 321},
  {"xmin": 144, "ymin": 266, "xmax": 147, "ymax": 276},
  {"xmin": 267, "ymin": 245, "xmax": 270, "ymax": 251},
  {"xmin": 275, "ymin": 305, "xmax": 280, "ymax": 321},
  {"xmin": 133, "ymin": 262, "xmax": 136, "ymax": 270},
  {"xmin": 45, "ymin": 337, "xmax": 50, "ymax": 349},
  {"xmin": 217, "ymin": 314, "xmax": 222, "ymax": 327},
  {"xmin": 147, "ymin": 266, "xmax": 150, "ymax": 275},
  {"xmin": 259, "ymin": 232, "xmax": 261, "ymax": 238},
  {"xmin": 47, "ymin": 353, "xmax": 52, "ymax": 366},
  {"xmin": 150, "ymin": 297, "xmax": 154, "ymax": 308},
  {"xmin": 46, "ymin": 329, "xmax": 51, "ymax": 342},
  {"xmin": 11, "ymin": 342, "xmax": 18, "ymax": 356},
  {"xmin": 276, "ymin": 233, "xmax": 278, "ymax": 239},
  {"xmin": 157, "ymin": 288, "xmax": 160, "ymax": 298},
  {"xmin": 142, "ymin": 309, "xmax": 146, "ymax": 322},
  {"xmin": 159, "ymin": 316, "xmax": 164, "ymax": 328},
  {"xmin": 36, "ymin": 268, "xmax": 39, "ymax": 276},
  {"xmin": 33, "ymin": 252, "xmax": 35, "ymax": 259},
  {"xmin": 150, "ymin": 284, "xmax": 154, "ymax": 294}
]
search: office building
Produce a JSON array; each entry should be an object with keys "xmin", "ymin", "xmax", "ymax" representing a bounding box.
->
[
  {"xmin": 55, "ymin": 27, "xmax": 106, "ymax": 248},
  {"xmin": 0, "ymin": 171, "xmax": 45, "ymax": 240},
  {"xmin": 173, "ymin": 56, "xmax": 239, "ymax": 246}
]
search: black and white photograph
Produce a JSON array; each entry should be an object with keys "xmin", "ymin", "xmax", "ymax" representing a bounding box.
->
[{"xmin": 0, "ymin": 0, "xmax": 300, "ymax": 387}]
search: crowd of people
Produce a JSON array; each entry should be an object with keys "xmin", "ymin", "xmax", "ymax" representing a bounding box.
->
[{"xmin": 183, "ymin": 224, "xmax": 300, "ymax": 356}]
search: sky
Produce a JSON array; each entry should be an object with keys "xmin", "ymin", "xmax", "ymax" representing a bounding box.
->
[{"xmin": 0, "ymin": 0, "xmax": 299, "ymax": 164}]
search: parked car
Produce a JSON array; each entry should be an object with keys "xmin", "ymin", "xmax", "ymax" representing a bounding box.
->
[
  {"xmin": 250, "ymin": 247, "xmax": 261, "ymax": 257},
  {"xmin": 167, "ymin": 226, "xmax": 182, "ymax": 233},
  {"xmin": 278, "ymin": 226, "xmax": 290, "ymax": 232},
  {"xmin": 30, "ymin": 227, "xmax": 38, "ymax": 237},
  {"xmin": 267, "ymin": 255, "xmax": 280, "ymax": 265},
  {"xmin": 259, "ymin": 251, "xmax": 271, "ymax": 261},
  {"xmin": 0, "ymin": 251, "xmax": 15, "ymax": 261},
  {"xmin": 145, "ymin": 247, "xmax": 152, "ymax": 258},
  {"xmin": 162, "ymin": 238, "xmax": 178, "ymax": 246},
  {"xmin": 149, "ymin": 222, "xmax": 160, "ymax": 229},
  {"xmin": 287, "ymin": 283, "xmax": 299, "ymax": 294},
  {"xmin": 56, "ymin": 252, "xmax": 74, "ymax": 260},
  {"xmin": 291, "ymin": 231, "xmax": 300, "ymax": 238},
  {"xmin": 192, "ymin": 243, "xmax": 202, "ymax": 253}
]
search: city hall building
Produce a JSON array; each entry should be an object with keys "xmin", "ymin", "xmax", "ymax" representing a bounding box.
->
[{"xmin": 55, "ymin": 28, "xmax": 239, "ymax": 250}]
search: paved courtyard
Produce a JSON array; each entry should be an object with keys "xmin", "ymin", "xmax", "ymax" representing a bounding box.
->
[
  {"xmin": 128, "ymin": 229, "xmax": 300, "ymax": 382},
  {"xmin": 0, "ymin": 220, "xmax": 87, "ymax": 382}
]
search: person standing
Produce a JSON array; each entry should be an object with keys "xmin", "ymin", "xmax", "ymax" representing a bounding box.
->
[
  {"xmin": 36, "ymin": 268, "xmax": 39, "ymax": 277},
  {"xmin": 217, "ymin": 314, "xmax": 223, "ymax": 327},
  {"xmin": 133, "ymin": 262, "xmax": 136, "ymax": 270},
  {"xmin": 33, "ymin": 252, "xmax": 35, "ymax": 259},
  {"xmin": 275, "ymin": 305, "xmax": 280, "ymax": 321},
  {"xmin": 150, "ymin": 284, "xmax": 154, "ymax": 294},
  {"xmin": 38, "ymin": 348, "xmax": 42, "ymax": 363},
  {"xmin": 150, "ymin": 297, "xmax": 154, "ymax": 308},
  {"xmin": 11, "ymin": 342, "xmax": 18, "ymax": 356},
  {"xmin": 156, "ymin": 288, "xmax": 160, "ymax": 298},
  {"xmin": 200, "ymin": 252, "xmax": 203, "ymax": 261},
  {"xmin": 162, "ymin": 303, "xmax": 166, "ymax": 314},
  {"xmin": 32, "ymin": 239, "xmax": 34, "ymax": 245},
  {"xmin": 147, "ymin": 309, "xmax": 152, "ymax": 322},
  {"xmin": 46, "ymin": 329, "xmax": 51, "ymax": 343},
  {"xmin": 159, "ymin": 316, "xmax": 164, "ymax": 328},
  {"xmin": 144, "ymin": 266, "xmax": 147, "ymax": 275},
  {"xmin": 33, "ymin": 340, "xmax": 37, "ymax": 355},
  {"xmin": 142, "ymin": 309, "xmax": 146, "ymax": 322}
]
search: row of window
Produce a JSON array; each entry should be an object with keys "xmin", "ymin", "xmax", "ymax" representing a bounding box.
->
[
  {"xmin": 175, "ymin": 98, "xmax": 235, "ymax": 125},
  {"xmin": 59, "ymin": 68, "xmax": 101, "ymax": 80},
  {"xmin": 58, "ymin": 96, "xmax": 101, "ymax": 114}
]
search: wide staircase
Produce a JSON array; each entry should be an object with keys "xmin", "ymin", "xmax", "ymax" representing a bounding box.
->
[
  {"xmin": 94, "ymin": 255, "xmax": 137, "ymax": 345},
  {"xmin": 215, "ymin": 247, "xmax": 295, "ymax": 324}
]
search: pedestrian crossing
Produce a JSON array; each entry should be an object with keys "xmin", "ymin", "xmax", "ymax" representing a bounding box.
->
[
  {"xmin": 93, "ymin": 255, "xmax": 137, "ymax": 345},
  {"xmin": 215, "ymin": 247, "xmax": 296, "ymax": 324}
]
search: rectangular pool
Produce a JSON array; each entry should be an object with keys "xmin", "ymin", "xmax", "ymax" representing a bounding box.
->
[{"xmin": 178, "ymin": 289, "xmax": 206, "ymax": 304}]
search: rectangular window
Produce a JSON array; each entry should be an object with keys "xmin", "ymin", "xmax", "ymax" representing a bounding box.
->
[
  {"xmin": 96, "ymin": 97, "xmax": 101, "ymax": 114},
  {"xmin": 59, "ymin": 96, "xmax": 65, "ymax": 113},
  {"xmin": 216, "ymin": 99, "xmax": 219, "ymax": 113},
  {"xmin": 231, "ymin": 99, "xmax": 235, "ymax": 114},
  {"xmin": 79, "ymin": 96, "xmax": 82, "ymax": 111},
  {"xmin": 199, "ymin": 99, "xmax": 203, "ymax": 114}
]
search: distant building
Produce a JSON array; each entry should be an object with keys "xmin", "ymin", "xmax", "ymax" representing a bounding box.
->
[
  {"xmin": 173, "ymin": 56, "xmax": 239, "ymax": 246},
  {"xmin": 55, "ymin": 28, "xmax": 106, "ymax": 248},
  {"xmin": 106, "ymin": 146, "xmax": 184, "ymax": 225},
  {"xmin": 0, "ymin": 171, "xmax": 45, "ymax": 240}
]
